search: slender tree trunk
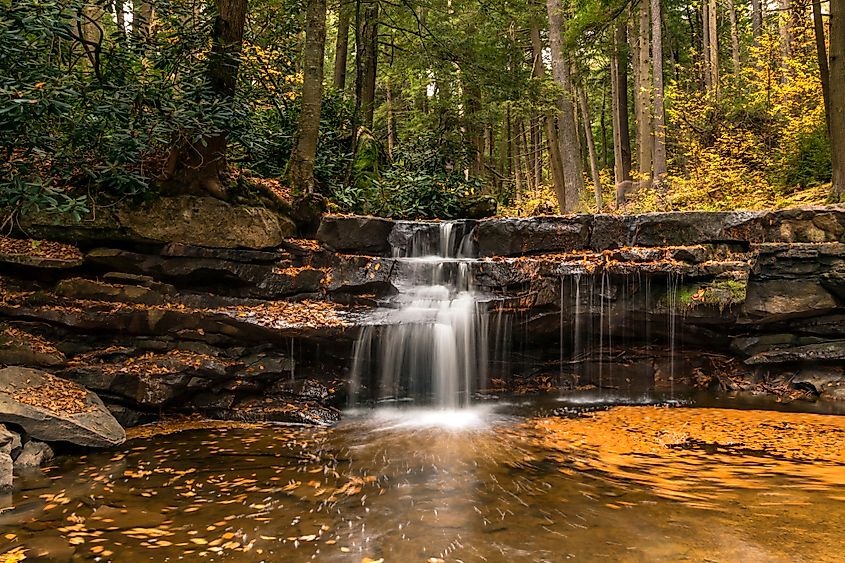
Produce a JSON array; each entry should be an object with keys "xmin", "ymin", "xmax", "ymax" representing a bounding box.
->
[
  {"xmin": 288, "ymin": 0, "xmax": 327, "ymax": 194},
  {"xmin": 546, "ymin": 0, "xmax": 585, "ymax": 211},
  {"xmin": 727, "ymin": 0, "xmax": 742, "ymax": 76},
  {"xmin": 355, "ymin": 0, "xmax": 379, "ymax": 130},
  {"xmin": 652, "ymin": 0, "xmax": 668, "ymax": 190},
  {"xmin": 779, "ymin": 0, "xmax": 793, "ymax": 80},
  {"xmin": 831, "ymin": 0, "xmax": 845, "ymax": 198},
  {"xmin": 752, "ymin": 0, "xmax": 763, "ymax": 45},
  {"xmin": 707, "ymin": 0, "xmax": 719, "ymax": 95},
  {"xmin": 333, "ymin": 1, "xmax": 350, "ymax": 90},
  {"xmin": 813, "ymin": 0, "xmax": 831, "ymax": 135},
  {"xmin": 531, "ymin": 22, "xmax": 567, "ymax": 209},
  {"xmin": 132, "ymin": 0, "xmax": 154, "ymax": 47},
  {"xmin": 114, "ymin": 0, "xmax": 126, "ymax": 36},
  {"xmin": 611, "ymin": 21, "xmax": 633, "ymax": 185},
  {"xmin": 163, "ymin": 0, "xmax": 248, "ymax": 199},
  {"xmin": 636, "ymin": 0, "xmax": 653, "ymax": 184},
  {"xmin": 577, "ymin": 84, "xmax": 603, "ymax": 210}
]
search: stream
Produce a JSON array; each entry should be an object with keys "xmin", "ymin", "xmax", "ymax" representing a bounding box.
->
[{"xmin": 3, "ymin": 395, "xmax": 845, "ymax": 562}]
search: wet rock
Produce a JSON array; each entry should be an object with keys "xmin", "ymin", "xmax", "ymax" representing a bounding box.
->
[
  {"xmin": 224, "ymin": 397, "xmax": 340, "ymax": 425},
  {"xmin": 792, "ymin": 367, "xmax": 845, "ymax": 401},
  {"xmin": 0, "ymin": 424, "xmax": 21, "ymax": 457},
  {"xmin": 14, "ymin": 440, "xmax": 54, "ymax": 468},
  {"xmin": 742, "ymin": 279, "xmax": 838, "ymax": 322},
  {"xmin": 0, "ymin": 367, "xmax": 125, "ymax": 448},
  {"xmin": 316, "ymin": 215, "xmax": 395, "ymax": 255},
  {"xmin": 475, "ymin": 216, "xmax": 591, "ymax": 256},
  {"xmin": 590, "ymin": 214, "xmax": 633, "ymax": 250},
  {"xmin": 0, "ymin": 453, "xmax": 11, "ymax": 490},
  {"xmin": 269, "ymin": 378, "xmax": 329, "ymax": 402},
  {"xmin": 745, "ymin": 340, "xmax": 845, "ymax": 364},
  {"xmin": 0, "ymin": 326, "xmax": 66, "ymax": 368},
  {"xmin": 325, "ymin": 255, "xmax": 397, "ymax": 297}
]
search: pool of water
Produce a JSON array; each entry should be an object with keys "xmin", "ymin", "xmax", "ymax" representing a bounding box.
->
[{"xmin": 3, "ymin": 395, "xmax": 845, "ymax": 562}]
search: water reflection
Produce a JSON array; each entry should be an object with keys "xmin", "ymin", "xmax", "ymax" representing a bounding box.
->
[{"xmin": 2, "ymin": 403, "xmax": 845, "ymax": 561}]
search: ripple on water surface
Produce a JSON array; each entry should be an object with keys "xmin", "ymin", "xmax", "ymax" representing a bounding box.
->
[{"xmin": 3, "ymin": 405, "xmax": 845, "ymax": 562}]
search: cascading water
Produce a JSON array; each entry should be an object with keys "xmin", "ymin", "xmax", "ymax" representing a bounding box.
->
[{"xmin": 349, "ymin": 222, "xmax": 489, "ymax": 408}]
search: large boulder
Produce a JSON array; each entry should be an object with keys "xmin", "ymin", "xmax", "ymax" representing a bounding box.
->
[
  {"xmin": 627, "ymin": 211, "xmax": 767, "ymax": 247},
  {"xmin": 316, "ymin": 215, "xmax": 395, "ymax": 255},
  {"xmin": 0, "ymin": 367, "xmax": 125, "ymax": 448},
  {"xmin": 742, "ymin": 279, "xmax": 838, "ymax": 322},
  {"xmin": 19, "ymin": 197, "xmax": 294, "ymax": 250},
  {"xmin": 118, "ymin": 196, "xmax": 293, "ymax": 249}
]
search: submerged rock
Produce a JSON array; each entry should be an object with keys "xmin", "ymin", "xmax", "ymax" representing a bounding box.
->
[
  {"xmin": 14, "ymin": 440, "xmax": 54, "ymax": 468},
  {"xmin": 0, "ymin": 367, "xmax": 125, "ymax": 448}
]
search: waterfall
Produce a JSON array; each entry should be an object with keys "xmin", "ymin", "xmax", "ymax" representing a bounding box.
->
[{"xmin": 349, "ymin": 222, "xmax": 489, "ymax": 408}]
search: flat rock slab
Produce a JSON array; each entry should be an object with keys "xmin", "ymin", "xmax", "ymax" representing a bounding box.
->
[
  {"xmin": 20, "ymin": 196, "xmax": 294, "ymax": 250},
  {"xmin": 0, "ymin": 236, "xmax": 83, "ymax": 269},
  {"xmin": 0, "ymin": 367, "xmax": 125, "ymax": 448},
  {"xmin": 316, "ymin": 215, "xmax": 395, "ymax": 255}
]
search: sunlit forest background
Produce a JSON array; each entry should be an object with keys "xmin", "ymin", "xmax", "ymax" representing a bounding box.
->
[{"xmin": 1, "ymin": 0, "xmax": 841, "ymax": 219}]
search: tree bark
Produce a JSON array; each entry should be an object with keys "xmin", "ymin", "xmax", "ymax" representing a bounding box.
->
[
  {"xmin": 333, "ymin": 1, "xmax": 351, "ymax": 90},
  {"xmin": 636, "ymin": 0, "xmax": 652, "ymax": 183},
  {"xmin": 546, "ymin": 0, "xmax": 585, "ymax": 211},
  {"xmin": 707, "ymin": 0, "xmax": 719, "ymax": 95},
  {"xmin": 831, "ymin": 0, "xmax": 845, "ymax": 198},
  {"xmin": 531, "ymin": 24, "xmax": 566, "ymax": 205},
  {"xmin": 652, "ymin": 0, "xmax": 668, "ymax": 190},
  {"xmin": 355, "ymin": 0, "xmax": 379, "ymax": 130},
  {"xmin": 813, "ymin": 0, "xmax": 831, "ymax": 135},
  {"xmin": 114, "ymin": 0, "xmax": 126, "ymax": 36},
  {"xmin": 162, "ymin": 0, "xmax": 248, "ymax": 199},
  {"xmin": 132, "ymin": 0, "xmax": 154, "ymax": 47},
  {"xmin": 287, "ymin": 0, "xmax": 327, "ymax": 195},
  {"xmin": 752, "ymin": 0, "xmax": 763, "ymax": 45},
  {"xmin": 727, "ymin": 0, "xmax": 742, "ymax": 76},
  {"xmin": 577, "ymin": 84, "xmax": 603, "ymax": 210},
  {"xmin": 779, "ymin": 0, "xmax": 793, "ymax": 79},
  {"xmin": 611, "ymin": 21, "xmax": 632, "ymax": 185}
]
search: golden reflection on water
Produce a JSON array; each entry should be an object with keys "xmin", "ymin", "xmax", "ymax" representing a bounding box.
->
[
  {"xmin": 3, "ymin": 406, "xmax": 845, "ymax": 562},
  {"xmin": 531, "ymin": 406, "xmax": 845, "ymax": 508}
]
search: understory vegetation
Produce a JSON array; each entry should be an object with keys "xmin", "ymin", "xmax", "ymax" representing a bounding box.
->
[{"xmin": 0, "ymin": 0, "xmax": 842, "ymax": 221}]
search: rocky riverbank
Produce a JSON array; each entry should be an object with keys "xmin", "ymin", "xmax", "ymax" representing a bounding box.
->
[{"xmin": 3, "ymin": 198, "xmax": 845, "ymax": 488}]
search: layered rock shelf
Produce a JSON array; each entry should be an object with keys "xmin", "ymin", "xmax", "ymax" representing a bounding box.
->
[{"xmin": 3, "ymin": 199, "xmax": 845, "ymax": 489}]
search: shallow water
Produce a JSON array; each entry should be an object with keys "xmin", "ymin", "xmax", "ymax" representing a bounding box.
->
[{"xmin": 3, "ymin": 397, "xmax": 845, "ymax": 562}]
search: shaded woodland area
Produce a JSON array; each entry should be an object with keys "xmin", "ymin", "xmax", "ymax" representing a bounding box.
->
[{"xmin": 1, "ymin": 0, "xmax": 843, "ymax": 219}]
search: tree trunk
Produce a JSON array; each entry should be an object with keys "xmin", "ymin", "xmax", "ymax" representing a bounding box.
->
[
  {"xmin": 727, "ymin": 0, "xmax": 741, "ymax": 76},
  {"xmin": 611, "ymin": 21, "xmax": 633, "ymax": 185},
  {"xmin": 752, "ymin": 0, "xmax": 763, "ymax": 45},
  {"xmin": 287, "ymin": 0, "xmax": 327, "ymax": 195},
  {"xmin": 813, "ymin": 0, "xmax": 831, "ymax": 135},
  {"xmin": 652, "ymin": 0, "xmax": 668, "ymax": 190},
  {"xmin": 707, "ymin": 0, "xmax": 719, "ymax": 95},
  {"xmin": 546, "ymin": 0, "xmax": 585, "ymax": 212},
  {"xmin": 577, "ymin": 84, "xmax": 603, "ymax": 210},
  {"xmin": 831, "ymin": 0, "xmax": 845, "ymax": 198},
  {"xmin": 355, "ymin": 0, "xmax": 379, "ymax": 130},
  {"xmin": 162, "ymin": 0, "xmax": 248, "ymax": 199},
  {"xmin": 636, "ymin": 0, "xmax": 652, "ymax": 184},
  {"xmin": 114, "ymin": 0, "xmax": 126, "ymax": 36},
  {"xmin": 333, "ymin": 1, "xmax": 351, "ymax": 90},
  {"xmin": 531, "ymin": 24, "xmax": 566, "ymax": 205},
  {"xmin": 132, "ymin": 0, "xmax": 154, "ymax": 47},
  {"xmin": 779, "ymin": 0, "xmax": 793, "ymax": 79}
]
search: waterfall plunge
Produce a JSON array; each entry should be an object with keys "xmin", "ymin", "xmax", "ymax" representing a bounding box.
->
[{"xmin": 349, "ymin": 222, "xmax": 489, "ymax": 408}]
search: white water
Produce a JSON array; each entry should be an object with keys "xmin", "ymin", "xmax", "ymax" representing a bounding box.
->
[{"xmin": 349, "ymin": 222, "xmax": 489, "ymax": 408}]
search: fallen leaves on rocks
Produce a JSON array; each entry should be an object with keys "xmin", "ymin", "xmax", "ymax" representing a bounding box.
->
[
  {"xmin": 11, "ymin": 372, "xmax": 94, "ymax": 415},
  {"xmin": 0, "ymin": 235, "xmax": 82, "ymax": 261}
]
